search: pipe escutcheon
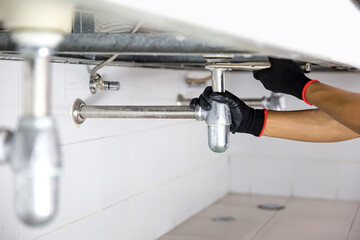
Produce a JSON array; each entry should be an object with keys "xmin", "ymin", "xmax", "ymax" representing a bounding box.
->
[{"xmin": 72, "ymin": 99, "xmax": 86, "ymax": 124}]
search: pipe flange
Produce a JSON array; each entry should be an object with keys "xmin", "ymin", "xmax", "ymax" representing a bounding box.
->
[{"xmin": 72, "ymin": 99, "xmax": 86, "ymax": 125}]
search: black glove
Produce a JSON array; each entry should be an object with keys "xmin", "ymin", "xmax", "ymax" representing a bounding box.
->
[
  {"xmin": 253, "ymin": 58, "xmax": 317, "ymax": 101},
  {"xmin": 190, "ymin": 86, "xmax": 267, "ymax": 137}
]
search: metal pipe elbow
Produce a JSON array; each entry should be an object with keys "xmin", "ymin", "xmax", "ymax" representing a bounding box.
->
[{"xmin": 196, "ymin": 102, "xmax": 232, "ymax": 153}]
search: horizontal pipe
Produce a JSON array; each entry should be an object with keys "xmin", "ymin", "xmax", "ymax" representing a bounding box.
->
[
  {"xmin": 177, "ymin": 95, "xmax": 264, "ymax": 108},
  {"xmin": 79, "ymin": 105, "xmax": 196, "ymax": 120},
  {"xmin": 241, "ymin": 98, "xmax": 264, "ymax": 107}
]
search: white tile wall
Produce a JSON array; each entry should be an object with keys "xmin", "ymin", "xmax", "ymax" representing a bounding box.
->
[
  {"xmin": 67, "ymin": 214, "xmax": 103, "ymax": 240},
  {"xmin": 0, "ymin": 61, "xmax": 228, "ymax": 240},
  {"xmin": 102, "ymin": 201, "xmax": 131, "ymax": 240},
  {"xmin": 66, "ymin": 141, "xmax": 102, "ymax": 222},
  {"xmin": 292, "ymin": 160, "xmax": 338, "ymax": 199},
  {"xmin": 338, "ymin": 162, "xmax": 360, "ymax": 200},
  {"xmin": 228, "ymin": 71, "xmax": 360, "ymax": 200}
]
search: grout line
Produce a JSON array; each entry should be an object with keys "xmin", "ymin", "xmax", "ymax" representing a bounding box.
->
[
  {"xmin": 63, "ymin": 62, "xmax": 69, "ymax": 240},
  {"xmin": 16, "ymin": 62, "xmax": 21, "ymax": 240},
  {"xmin": 128, "ymin": 133, "xmax": 133, "ymax": 240},
  {"xmin": 249, "ymin": 197, "xmax": 292, "ymax": 240},
  {"xmin": 346, "ymin": 202, "xmax": 360, "ymax": 240},
  {"xmin": 227, "ymin": 155, "xmax": 232, "ymax": 193},
  {"xmin": 336, "ymin": 159, "xmax": 340, "ymax": 200},
  {"xmin": 31, "ymin": 156, "xmax": 226, "ymax": 239},
  {"xmin": 290, "ymin": 158, "xmax": 295, "ymax": 197}
]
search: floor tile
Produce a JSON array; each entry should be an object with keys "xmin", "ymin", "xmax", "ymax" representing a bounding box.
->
[
  {"xmin": 218, "ymin": 194, "xmax": 289, "ymax": 208},
  {"xmin": 351, "ymin": 206, "xmax": 360, "ymax": 232},
  {"xmin": 348, "ymin": 231, "xmax": 360, "ymax": 240},
  {"xmin": 161, "ymin": 194, "xmax": 359, "ymax": 240},
  {"xmin": 169, "ymin": 218, "xmax": 264, "ymax": 240},
  {"xmin": 252, "ymin": 223, "xmax": 348, "ymax": 240},
  {"xmin": 270, "ymin": 198, "xmax": 358, "ymax": 228},
  {"xmin": 197, "ymin": 204, "xmax": 275, "ymax": 223},
  {"xmin": 159, "ymin": 236, "xmax": 210, "ymax": 240}
]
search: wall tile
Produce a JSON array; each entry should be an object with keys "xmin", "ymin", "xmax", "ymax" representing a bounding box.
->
[
  {"xmin": 0, "ymin": 60, "xmax": 18, "ymax": 129},
  {"xmin": 293, "ymin": 160, "xmax": 338, "ymax": 199},
  {"xmin": 171, "ymin": 176, "xmax": 193, "ymax": 226},
  {"xmin": 130, "ymin": 191, "xmax": 155, "ymax": 240},
  {"xmin": 205, "ymin": 160, "xmax": 229, "ymax": 203},
  {"xmin": 0, "ymin": 166, "xmax": 19, "ymax": 240},
  {"xmin": 50, "ymin": 63, "xmax": 66, "ymax": 145},
  {"xmin": 101, "ymin": 135, "xmax": 130, "ymax": 208},
  {"xmin": 37, "ymin": 227, "xmax": 66, "ymax": 240},
  {"xmin": 152, "ymin": 184, "xmax": 176, "ymax": 238},
  {"xmin": 129, "ymin": 130, "xmax": 157, "ymax": 195},
  {"xmin": 230, "ymin": 155, "xmax": 251, "ymax": 194},
  {"xmin": 67, "ymin": 213, "xmax": 103, "ymax": 240},
  {"xmin": 189, "ymin": 161, "xmax": 228, "ymax": 217},
  {"xmin": 66, "ymin": 141, "xmax": 102, "ymax": 221},
  {"xmin": 251, "ymin": 157, "xmax": 294, "ymax": 196},
  {"xmin": 338, "ymin": 162, "xmax": 360, "ymax": 200},
  {"xmin": 102, "ymin": 200, "xmax": 131, "ymax": 240}
]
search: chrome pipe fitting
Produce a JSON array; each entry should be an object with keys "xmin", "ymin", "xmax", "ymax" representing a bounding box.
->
[
  {"xmin": 72, "ymin": 99, "xmax": 230, "ymax": 152},
  {"xmin": 210, "ymin": 68, "xmax": 226, "ymax": 93},
  {"xmin": 195, "ymin": 102, "xmax": 231, "ymax": 153},
  {"xmin": 10, "ymin": 117, "xmax": 61, "ymax": 225},
  {"xmin": 2, "ymin": 33, "xmax": 63, "ymax": 226},
  {"xmin": 89, "ymin": 74, "xmax": 120, "ymax": 94},
  {"xmin": 22, "ymin": 47, "xmax": 51, "ymax": 117},
  {"xmin": 205, "ymin": 58, "xmax": 233, "ymax": 152}
]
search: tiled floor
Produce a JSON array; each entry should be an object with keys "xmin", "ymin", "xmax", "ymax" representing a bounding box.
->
[{"xmin": 159, "ymin": 194, "xmax": 360, "ymax": 240}]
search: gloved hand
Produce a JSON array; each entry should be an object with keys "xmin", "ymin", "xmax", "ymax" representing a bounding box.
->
[
  {"xmin": 190, "ymin": 86, "xmax": 267, "ymax": 137},
  {"xmin": 253, "ymin": 58, "xmax": 319, "ymax": 104}
]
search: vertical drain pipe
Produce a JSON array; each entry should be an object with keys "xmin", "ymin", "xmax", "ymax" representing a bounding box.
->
[
  {"xmin": 206, "ymin": 67, "xmax": 231, "ymax": 152},
  {"xmin": 1, "ymin": 0, "xmax": 73, "ymax": 225},
  {"xmin": 10, "ymin": 43, "xmax": 61, "ymax": 225}
]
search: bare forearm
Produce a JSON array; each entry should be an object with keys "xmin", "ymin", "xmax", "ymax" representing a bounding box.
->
[
  {"xmin": 306, "ymin": 82, "xmax": 360, "ymax": 134},
  {"xmin": 262, "ymin": 109, "xmax": 359, "ymax": 142}
]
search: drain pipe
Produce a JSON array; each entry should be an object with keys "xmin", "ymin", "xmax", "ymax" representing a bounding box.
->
[
  {"xmin": 72, "ymin": 98, "xmax": 231, "ymax": 153},
  {"xmin": 0, "ymin": 33, "xmax": 63, "ymax": 226},
  {"xmin": 10, "ymin": 38, "xmax": 62, "ymax": 225},
  {"xmin": 0, "ymin": 0, "xmax": 73, "ymax": 226}
]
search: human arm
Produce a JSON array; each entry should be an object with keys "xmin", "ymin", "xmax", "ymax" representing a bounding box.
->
[
  {"xmin": 305, "ymin": 82, "xmax": 360, "ymax": 134},
  {"xmin": 263, "ymin": 109, "xmax": 359, "ymax": 142},
  {"xmin": 254, "ymin": 58, "xmax": 360, "ymax": 135},
  {"xmin": 191, "ymin": 87, "xmax": 359, "ymax": 142}
]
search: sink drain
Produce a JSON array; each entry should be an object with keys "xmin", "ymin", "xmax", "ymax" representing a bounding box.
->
[
  {"xmin": 212, "ymin": 216, "xmax": 236, "ymax": 222},
  {"xmin": 258, "ymin": 204, "xmax": 285, "ymax": 211}
]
